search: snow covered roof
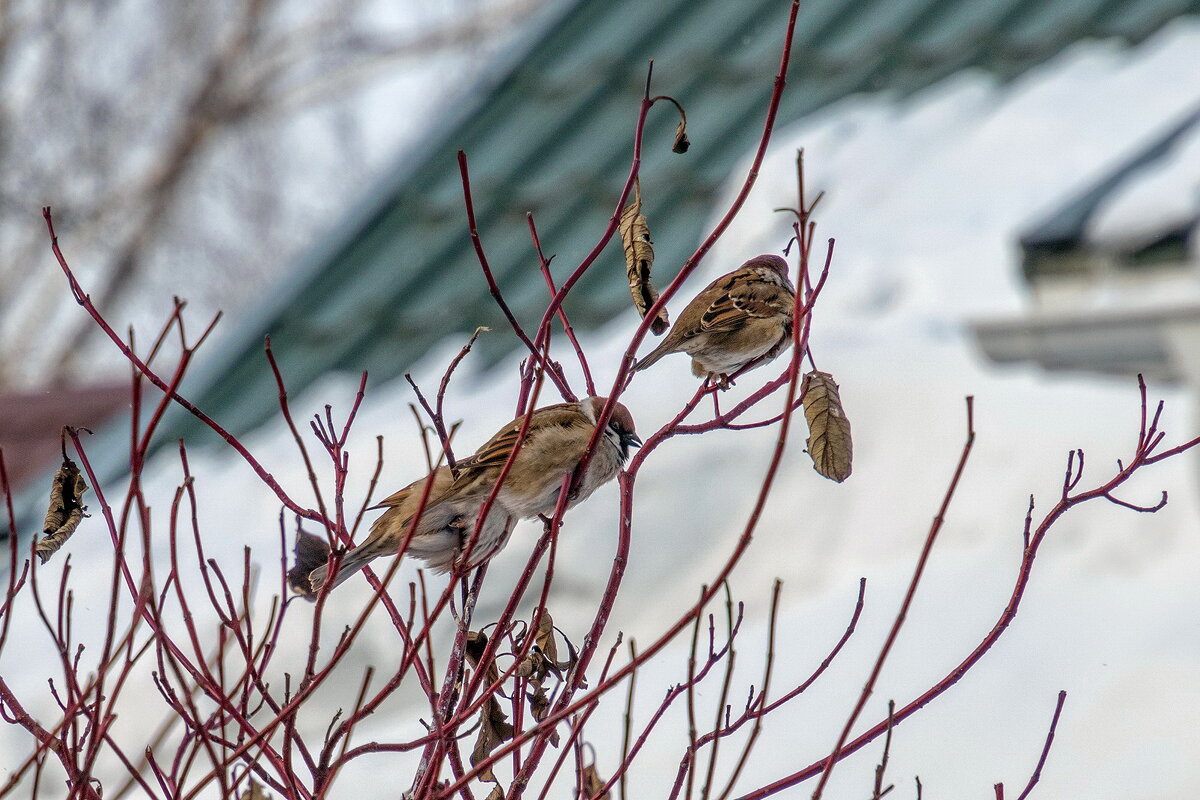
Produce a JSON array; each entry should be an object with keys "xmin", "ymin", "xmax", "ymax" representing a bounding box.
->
[
  {"xmin": 1019, "ymin": 101, "xmax": 1200, "ymax": 278},
  {"xmin": 977, "ymin": 98, "xmax": 1200, "ymax": 383},
  {"xmin": 121, "ymin": 0, "xmax": 1200, "ymax": 447}
]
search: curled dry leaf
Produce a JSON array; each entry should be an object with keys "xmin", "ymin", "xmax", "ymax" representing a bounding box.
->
[
  {"xmin": 466, "ymin": 629, "xmax": 491, "ymax": 669},
  {"xmin": 802, "ymin": 371, "xmax": 853, "ymax": 483},
  {"xmin": 238, "ymin": 779, "xmax": 271, "ymax": 800},
  {"xmin": 466, "ymin": 628, "xmax": 515, "ymax": 780},
  {"xmin": 526, "ymin": 685, "xmax": 559, "ymax": 747},
  {"xmin": 470, "ymin": 694, "xmax": 515, "ymax": 782},
  {"xmin": 661, "ymin": 95, "xmax": 689, "ymax": 153},
  {"xmin": 672, "ymin": 116, "xmax": 690, "ymax": 153},
  {"xmin": 582, "ymin": 763, "xmax": 610, "ymax": 799},
  {"xmin": 532, "ymin": 613, "xmax": 561, "ymax": 678},
  {"xmin": 35, "ymin": 458, "xmax": 88, "ymax": 564},
  {"xmin": 515, "ymin": 612, "xmax": 555, "ymax": 680},
  {"xmin": 287, "ymin": 529, "xmax": 331, "ymax": 597},
  {"xmin": 516, "ymin": 611, "xmax": 578, "ymax": 685},
  {"xmin": 517, "ymin": 612, "xmax": 570, "ymax": 746},
  {"xmin": 620, "ymin": 180, "xmax": 669, "ymax": 335},
  {"xmin": 484, "ymin": 786, "xmax": 505, "ymax": 800}
]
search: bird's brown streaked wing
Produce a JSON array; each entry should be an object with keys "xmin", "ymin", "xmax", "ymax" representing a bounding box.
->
[
  {"xmin": 368, "ymin": 484, "xmax": 413, "ymax": 511},
  {"xmin": 659, "ymin": 285, "xmax": 721, "ymax": 344},
  {"xmin": 452, "ymin": 404, "xmax": 585, "ymax": 488},
  {"xmin": 367, "ymin": 468, "xmax": 452, "ymax": 511},
  {"xmin": 700, "ymin": 278, "xmax": 792, "ymax": 333}
]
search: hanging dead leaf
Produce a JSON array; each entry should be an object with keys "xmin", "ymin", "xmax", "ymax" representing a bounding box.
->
[
  {"xmin": 660, "ymin": 95, "xmax": 690, "ymax": 154},
  {"xmin": 515, "ymin": 612, "xmax": 549, "ymax": 680},
  {"xmin": 35, "ymin": 458, "xmax": 88, "ymax": 564},
  {"xmin": 526, "ymin": 685, "xmax": 559, "ymax": 746},
  {"xmin": 287, "ymin": 529, "xmax": 331, "ymax": 596},
  {"xmin": 470, "ymin": 695, "xmax": 515, "ymax": 782},
  {"xmin": 672, "ymin": 117, "xmax": 690, "ymax": 154},
  {"xmin": 515, "ymin": 611, "xmax": 577, "ymax": 684},
  {"xmin": 802, "ymin": 371, "xmax": 853, "ymax": 483},
  {"xmin": 239, "ymin": 779, "xmax": 271, "ymax": 800},
  {"xmin": 483, "ymin": 786, "xmax": 505, "ymax": 800},
  {"xmin": 582, "ymin": 763, "xmax": 610, "ymax": 799},
  {"xmin": 465, "ymin": 627, "xmax": 514, "ymax": 779},
  {"xmin": 466, "ymin": 629, "xmax": 489, "ymax": 667},
  {"xmin": 620, "ymin": 180, "xmax": 669, "ymax": 335},
  {"xmin": 533, "ymin": 612, "xmax": 558, "ymax": 666}
]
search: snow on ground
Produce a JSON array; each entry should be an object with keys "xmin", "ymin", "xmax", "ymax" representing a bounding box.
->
[{"xmin": 5, "ymin": 16, "xmax": 1200, "ymax": 800}]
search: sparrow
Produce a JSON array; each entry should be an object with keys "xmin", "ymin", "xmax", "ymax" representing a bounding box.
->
[
  {"xmin": 634, "ymin": 254, "xmax": 795, "ymax": 387},
  {"xmin": 300, "ymin": 396, "xmax": 640, "ymax": 595}
]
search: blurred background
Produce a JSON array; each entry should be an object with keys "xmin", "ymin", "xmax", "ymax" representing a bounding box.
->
[{"xmin": 2, "ymin": 0, "xmax": 1199, "ymax": 797}]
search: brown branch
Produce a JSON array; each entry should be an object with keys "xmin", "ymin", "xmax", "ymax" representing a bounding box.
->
[
  {"xmin": 714, "ymin": 580, "xmax": 783, "ymax": 800},
  {"xmin": 457, "ymin": 151, "xmax": 574, "ymax": 406},
  {"xmin": 737, "ymin": 380, "xmax": 1192, "ymax": 798},
  {"xmin": 527, "ymin": 212, "xmax": 594, "ymax": 397},
  {"xmin": 1015, "ymin": 691, "xmax": 1067, "ymax": 800},
  {"xmin": 809, "ymin": 397, "xmax": 977, "ymax": 800},
  {"xmin": 43, "ymin": 207, "xmax": 323, "ymax": 524}
]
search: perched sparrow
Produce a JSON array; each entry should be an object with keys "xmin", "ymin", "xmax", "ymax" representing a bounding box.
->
[
  {"xmin": 302, "ymin": 466, "xmax": 517, "ymax": 595},
  {"xmin": 301, "ymin": 396, "xmax": 640, "ymax": 595},
  {"xmin": 634, "ymin": 254, "xmax": 795, "ymax": 387}
]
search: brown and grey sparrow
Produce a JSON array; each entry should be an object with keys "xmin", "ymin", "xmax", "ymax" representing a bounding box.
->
[
  {"xmin": 301, "ymin": 396, "xmax": 640, "ymax": 594},
  {"xmin": 634, "ymin": 254, "xmax": 795, "ymax": 387}
]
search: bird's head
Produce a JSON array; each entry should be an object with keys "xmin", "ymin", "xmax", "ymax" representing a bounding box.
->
[
  {"xmin": 745, "ymin": 254, "xmax": 792, "ymax": 285},
  {"xmin": 583, "ymin": 396, "xmax": 642, "ymax": 461}
]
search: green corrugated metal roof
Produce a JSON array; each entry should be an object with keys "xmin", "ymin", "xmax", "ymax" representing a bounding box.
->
[{"xmin": 112, "ymin": 0, "xmax": 1200, "ymax": 450}]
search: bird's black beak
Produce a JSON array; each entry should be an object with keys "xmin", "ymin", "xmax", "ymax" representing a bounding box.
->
[{"xmin": 621, "ymin": 431, "xmax": 643, "ymax": 449}]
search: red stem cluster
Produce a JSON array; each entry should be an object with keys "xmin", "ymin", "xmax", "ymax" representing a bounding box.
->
[{"xmin": 2, "ymin": 0, "xmax": 1195, "ymax": 798}]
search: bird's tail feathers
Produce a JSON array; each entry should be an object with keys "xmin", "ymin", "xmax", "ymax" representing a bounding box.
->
[
  {"xmin": 306, "ymin": 543, "xmax": 389, "ymax": 595},
  {"xmin": 633, "ymin": 340, "xmax": 674, "ymax": 372}
]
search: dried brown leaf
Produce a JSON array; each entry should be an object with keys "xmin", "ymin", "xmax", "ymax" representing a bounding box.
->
[
  {"xmin": 533, "ymin": 612, "xmax": 557, "ymax": 665},
  {"xmin": 35, "ymin": 458, "xmax": 88, "ymax": 564},
  {"xmin": 286, "ymin": 529, "xmax": 331, "ymax": 595},
  {"xmin": 239, "ymin": 779, "xmax": 271, "ymax": 800},
  {"xmin": 466, "ymin": 630, "xmax": 490, "ymax": 668},
  {"xmin": 525, "ymin": 684, "xmax": 560, "ymax": 747},
  {"xmin": 802, "ymin": 371, "xmax": 853, "ymax": 483},
  {"xmin": 466, "ymin": 627, "xmax": 513, "ymax": 778},
  {"xmin": 672, "ymin": 117, "xmax": 690, "ymax": 154},
  {"xmin": 470, "ymin": 696, "xmax": 515, "ymax": 782},
  {"xmin": 466, "ymin": 629, "xmax": 502, "ymax": 695},
  {"xmin": 620, "ymin": 180, "xmax": 669, "ymax": 335},
  {"xmin": 582, "ymin": 763, "xmax": 609, "ymax": 799},
  {"xmin": 484, "ymin": 786, "xmax": 505, "ymax": 800},
  {"xmin": 515, "ymin": 614, "xmax": 547, "ymax": 680},
  {"xmin": 516, "ymin": 611, "xmax": 577, "ymax": 684}
]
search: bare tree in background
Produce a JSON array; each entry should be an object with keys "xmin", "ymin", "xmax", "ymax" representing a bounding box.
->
[{"xmin": 0, "ymin": 0, "xmax": 548, "ymax": 388}]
